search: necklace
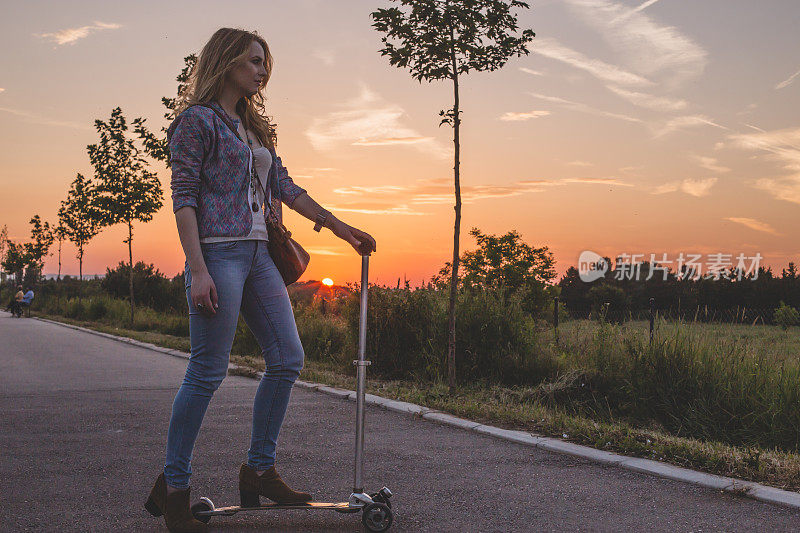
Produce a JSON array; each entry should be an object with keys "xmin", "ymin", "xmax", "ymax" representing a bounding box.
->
[
  {"xmin": 217, "ymin": 102, "xmax": 260, "ymax": 213},
  {"xmin": 243, "ymin": 129, "xmax": 261, "ymax": 213}
]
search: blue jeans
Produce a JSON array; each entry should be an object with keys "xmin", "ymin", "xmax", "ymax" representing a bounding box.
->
[{"xmin": 163, "ymin": 240, "xmax": 305, "ymax": 489}]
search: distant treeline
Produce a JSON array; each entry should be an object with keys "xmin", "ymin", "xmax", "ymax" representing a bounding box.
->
[{"xmin": 558, "ymin": 260, "xmax": 800, "ymax": 324}]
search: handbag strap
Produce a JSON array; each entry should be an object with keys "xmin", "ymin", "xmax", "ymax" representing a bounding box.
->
[{"xmin": 194, "ymin": 102, "xmax": 280, "ymax": 225}]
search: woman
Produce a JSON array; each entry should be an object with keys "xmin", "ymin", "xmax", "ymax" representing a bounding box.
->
[{"xmin": 145, "ymin": 28, "xmax": 376, "ymax": 532}]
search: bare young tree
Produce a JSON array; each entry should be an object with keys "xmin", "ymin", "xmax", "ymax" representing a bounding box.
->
[
  {"xmin": 53, "ymin": 217, "xmax": 67, "ymax": 282},
  {"xmin": 87, "ymin": 107, "xmax": 164, "ymax": 325},
  {"xmin": 371, "ymin": 0, "xmax": 535, "ymax": 390}
]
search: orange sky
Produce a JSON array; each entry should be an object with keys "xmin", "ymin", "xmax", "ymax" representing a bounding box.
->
[{"xmin": 1, "ymin": 0, "xmax": 798, "ymax": 286}]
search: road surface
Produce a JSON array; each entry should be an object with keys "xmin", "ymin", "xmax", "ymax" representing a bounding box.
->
[{"xmin": 1, "ymin": 312, "xmax": 799, "ymax": 532}]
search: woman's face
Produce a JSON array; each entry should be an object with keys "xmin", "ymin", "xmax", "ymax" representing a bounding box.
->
[{"xmin": 229, "ymin": 40, "xmax": 268, "ymax": 97}]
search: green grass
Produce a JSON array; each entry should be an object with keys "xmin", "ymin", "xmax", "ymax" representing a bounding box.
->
[{"xmin": 31, "ymin": 310, "xmax": 800, "ymax": 492}]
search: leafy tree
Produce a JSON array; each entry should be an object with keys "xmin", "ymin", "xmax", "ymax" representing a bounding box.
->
[
  {"xmin": 774, "ymin": 301, "xmax": 800, "ymax": 330},
  {"xmin": 23, "ymin": 215, "xmax": 54, "ymax": 286},
  {"xmin": 371, "ymin": 0, "xmax": 535, "ymax": 390},
  {"xmin": 133, "ymin": 54, "xmax": 198, "ymax": 165},
  {"xmin": 587, "ymin": 284, "xmax": 630, "ymax": 324},
  {"xmin": 87, "ymin": 107, "xmax": 164, "ymax": 324},
  {"xmin": 434, "ymin": 227, "xmax": 556, "ymax": 316},
  {"xmin": 1, "ymin": 241, "xmax": 27, "ymax": 285},
  {"xmin": 60, "ymin": 173, "xmax": 103, "ymax": 285},
  {"xmin": 781, "ymin": 262, "xmax": 798, "ymax": 280}
]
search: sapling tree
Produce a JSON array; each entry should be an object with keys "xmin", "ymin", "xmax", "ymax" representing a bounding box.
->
[
  {"xmin": 371, "ymin": 0, "xmax": 535, "ymax": 390},
  {"xmin": 60, "ymin": 173, "xmax": 103, "ymax": 300},
  {"xmin": 87, "ymin": 108, "xmax": 164, "ymax": 324}
]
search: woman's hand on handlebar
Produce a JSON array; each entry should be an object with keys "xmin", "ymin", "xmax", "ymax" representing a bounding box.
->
[
  {"xmin": 190, "ymin": 269, "xmax": 218, "ymax": 316},
  {"xmin": 331, "ymin": 219, "xmax": 376, "ymax": 256}
]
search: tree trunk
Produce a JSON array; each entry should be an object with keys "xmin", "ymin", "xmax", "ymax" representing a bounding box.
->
[
  {"xmin": 78, "ymin": 247, "xmax": 83, "ymax": 305},
  {"xmin": 447, "ymin": 62, "xmax": 462, "ymax": 393},
  {"xmin": 56, "ymin": 240, "xmax": 62, "ymax": 312},
  {"xmin": 127, "ymin": 221, "xmax": 135, "ymax": 326}
]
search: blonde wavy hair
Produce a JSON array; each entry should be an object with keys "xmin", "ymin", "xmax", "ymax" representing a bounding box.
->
[{"xmin": 174, "ymin": 27, "xmax": 277, "ymax": 149}]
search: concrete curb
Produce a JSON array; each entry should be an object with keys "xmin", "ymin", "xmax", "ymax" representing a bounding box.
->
[{"xmin": 28, "ymin": 314, "xmax": 800, "ymax": 511}]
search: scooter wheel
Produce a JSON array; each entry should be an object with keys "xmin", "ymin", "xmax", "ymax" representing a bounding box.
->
[
  {"xmin": 361, "ymin": 502, "xmax": 393, "ymax": 532},
  {"xmin": 370, "ymin": 490, "xmax": 392, "ymax": 509},
  {"xmin": 190, "ymin": 499, "xmax": 214, "ymax": 524}
]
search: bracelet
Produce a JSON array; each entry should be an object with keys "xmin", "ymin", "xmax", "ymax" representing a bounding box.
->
[{"xmin": 313, "ymin": 210, "xmax": 330, "ymax": 232}]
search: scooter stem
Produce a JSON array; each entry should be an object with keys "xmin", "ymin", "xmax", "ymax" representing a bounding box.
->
[{"xmin": 353, "ymin": 254, "xmax": 370, "ymax": 493}]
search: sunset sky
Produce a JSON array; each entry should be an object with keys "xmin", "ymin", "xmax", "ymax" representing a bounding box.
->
[{"xmin": 1, "ymin": 0, "xmax": 798, "ymax": 286}]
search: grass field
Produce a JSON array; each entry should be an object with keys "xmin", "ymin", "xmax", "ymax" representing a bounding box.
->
[{"xmin": 28, "ymin": 303, "xmax": 800, "ymax": 492}]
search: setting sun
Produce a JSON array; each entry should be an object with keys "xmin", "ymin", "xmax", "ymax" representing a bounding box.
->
[{"xmin": 322, "ymin": 278, "xmax": 334, "ymax": 287}]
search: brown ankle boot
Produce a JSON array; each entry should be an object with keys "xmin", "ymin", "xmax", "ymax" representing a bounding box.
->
[
  {"xmin": 239, "ymin": 462, "xmax": 312, "ymax": 506},
  {"xmin": 145, "ymin": 472, "xmax": 208, "ymax": 533}
]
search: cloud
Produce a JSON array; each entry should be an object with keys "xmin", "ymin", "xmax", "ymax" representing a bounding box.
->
[
  {"xmin": 324, "ymin": 202, "xmax": 430, "ymax": 216},
  {"xmin": 519, "ymin": 0, "xmax": 708, "ymax": 134},
  {"xmin": 303, "ymin": 247, "xmax": 348, "ymax": 256},
  {"xmin": 728, "ymin": 126, "xmax": 800, "ymax": 204},
  {"xmin": 0, "ymin": 106, "xmax": 89, "ymax": 129},
  {"xmin": 725, "ymin": 217, "xmax": 781, "ymax": 235},
  {"xmin": 333, "ymin": 185, "xmax": 410, "ymax": 195},
  {"xmin": 533, "ymin": 37, "xmax": 653, "ymax": 88},
  {"xmin": 604, "ymin": 85, "xmax": 688, "ymax": 112},
  {"xmin": 35, "ymin": 21, "xmax": 122, "ymax": 46},
  {"xmin": 776, "ymin": 67, "xmax": 800, "ymax": 90},
  {"xmin": 335, "ymin": 178, "xmax": 546, "ymax": 205},
  {"xmin": 305, "ymin": 84, "xmax": 449, "ymax": 158},
  {"xmin": 499, "ymin": 110, "xmax": 551, "ymax": 121},
  {"xmin": 650, "ymin": 115, "xmax": 728, "ymax": 138},
  {"xmin": 737, "ymin": 102, "xmax": 758, "ymax": 116},
  {"xmin": 653, "ymin": 177, "xmax": 718, "ymax": 197},
  {"xmin": 312, "ymin": 48, "xmax": 335, "ymax": 66},
  {"xmin": 694, "ymin": 155, "xmax": 731, "ymax": 173},
  {"xmin": 331, "ymin": 176, "xmax": 633, "ymax": 212},
  {"xmin": 610, "ymin": 0, "xmax": 662, "ymax": 23},
  {"xmin": 352, "ymin": 136, "xmax": 434, "ymax": 146},
  {"xmin": 561, "ymin": 177, "xmax": 633, "ymax": 186},
  {"xmin": 528, "ymin": 91, "xmax": 642, "ymax": 123},
  {"xmin": 567, "ymin": 161, "xmax": 593, "ymax": 167},
  {"xmin": 563, "ymin": 0, "xmax": 707, "ymax": 89},
  {"xmin": 519, "ymin": 67, "xmax": 544, "ymax": 76}
]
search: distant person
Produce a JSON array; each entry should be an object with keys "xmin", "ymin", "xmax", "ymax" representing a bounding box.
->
[
  {"xmin": 144, "ymin": 28, "xmax": 376, "ymax": 533},
  {"xmin": 7, "ymin": 285, "xmax": 24, "ymax": 317},
  {"xmin": 19, "ymin": 287, "xmax": 34, "ymax": 315}
]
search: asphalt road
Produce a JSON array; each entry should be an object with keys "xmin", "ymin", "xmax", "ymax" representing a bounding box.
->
[{"xmin": 2, "ymin": 311, "xmax": 799, "ymax": 532}]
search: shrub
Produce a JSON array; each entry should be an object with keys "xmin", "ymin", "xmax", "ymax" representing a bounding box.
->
[
  {"xmin": 102, "ymin": 261, "xmax": 185, "ymax": 312},
  {"xmin": 87, "ymin": 299, "xmax": 108, "ymax": 320},
  {"xmin": 587, "ymin": 284, "xmax": 630, "ymax": 324},
  {"xmin": 339, "ymin": 283, "xmax": 557, "ymax": 385},
  {"xmin": 774, "ymin": 301, "xmax": 800, "ymax": 330}
]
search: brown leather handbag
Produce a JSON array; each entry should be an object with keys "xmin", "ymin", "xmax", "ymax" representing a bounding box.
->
[{"xmin": 196, "ymin": 102, "xmax": 310, "ymax": 285}]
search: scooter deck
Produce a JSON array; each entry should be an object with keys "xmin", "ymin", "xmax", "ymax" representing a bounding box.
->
[{"xmin": 197, "ymin": 501, "xmax": 353, "ymax": 517}]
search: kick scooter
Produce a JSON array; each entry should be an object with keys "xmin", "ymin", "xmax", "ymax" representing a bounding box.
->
[{"xmin": 190, "ymin": 254, "xmax": 395, "ymax": 532}]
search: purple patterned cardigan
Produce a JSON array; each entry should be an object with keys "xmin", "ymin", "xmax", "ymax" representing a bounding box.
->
[{"xmin": 166, "ymin": 100, "xmax": 307, "ymax": 239}]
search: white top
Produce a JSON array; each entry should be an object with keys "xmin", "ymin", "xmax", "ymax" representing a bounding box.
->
[{"xmin": 200, "ymin": 141, "xmax": 273, "ymax": 243}]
